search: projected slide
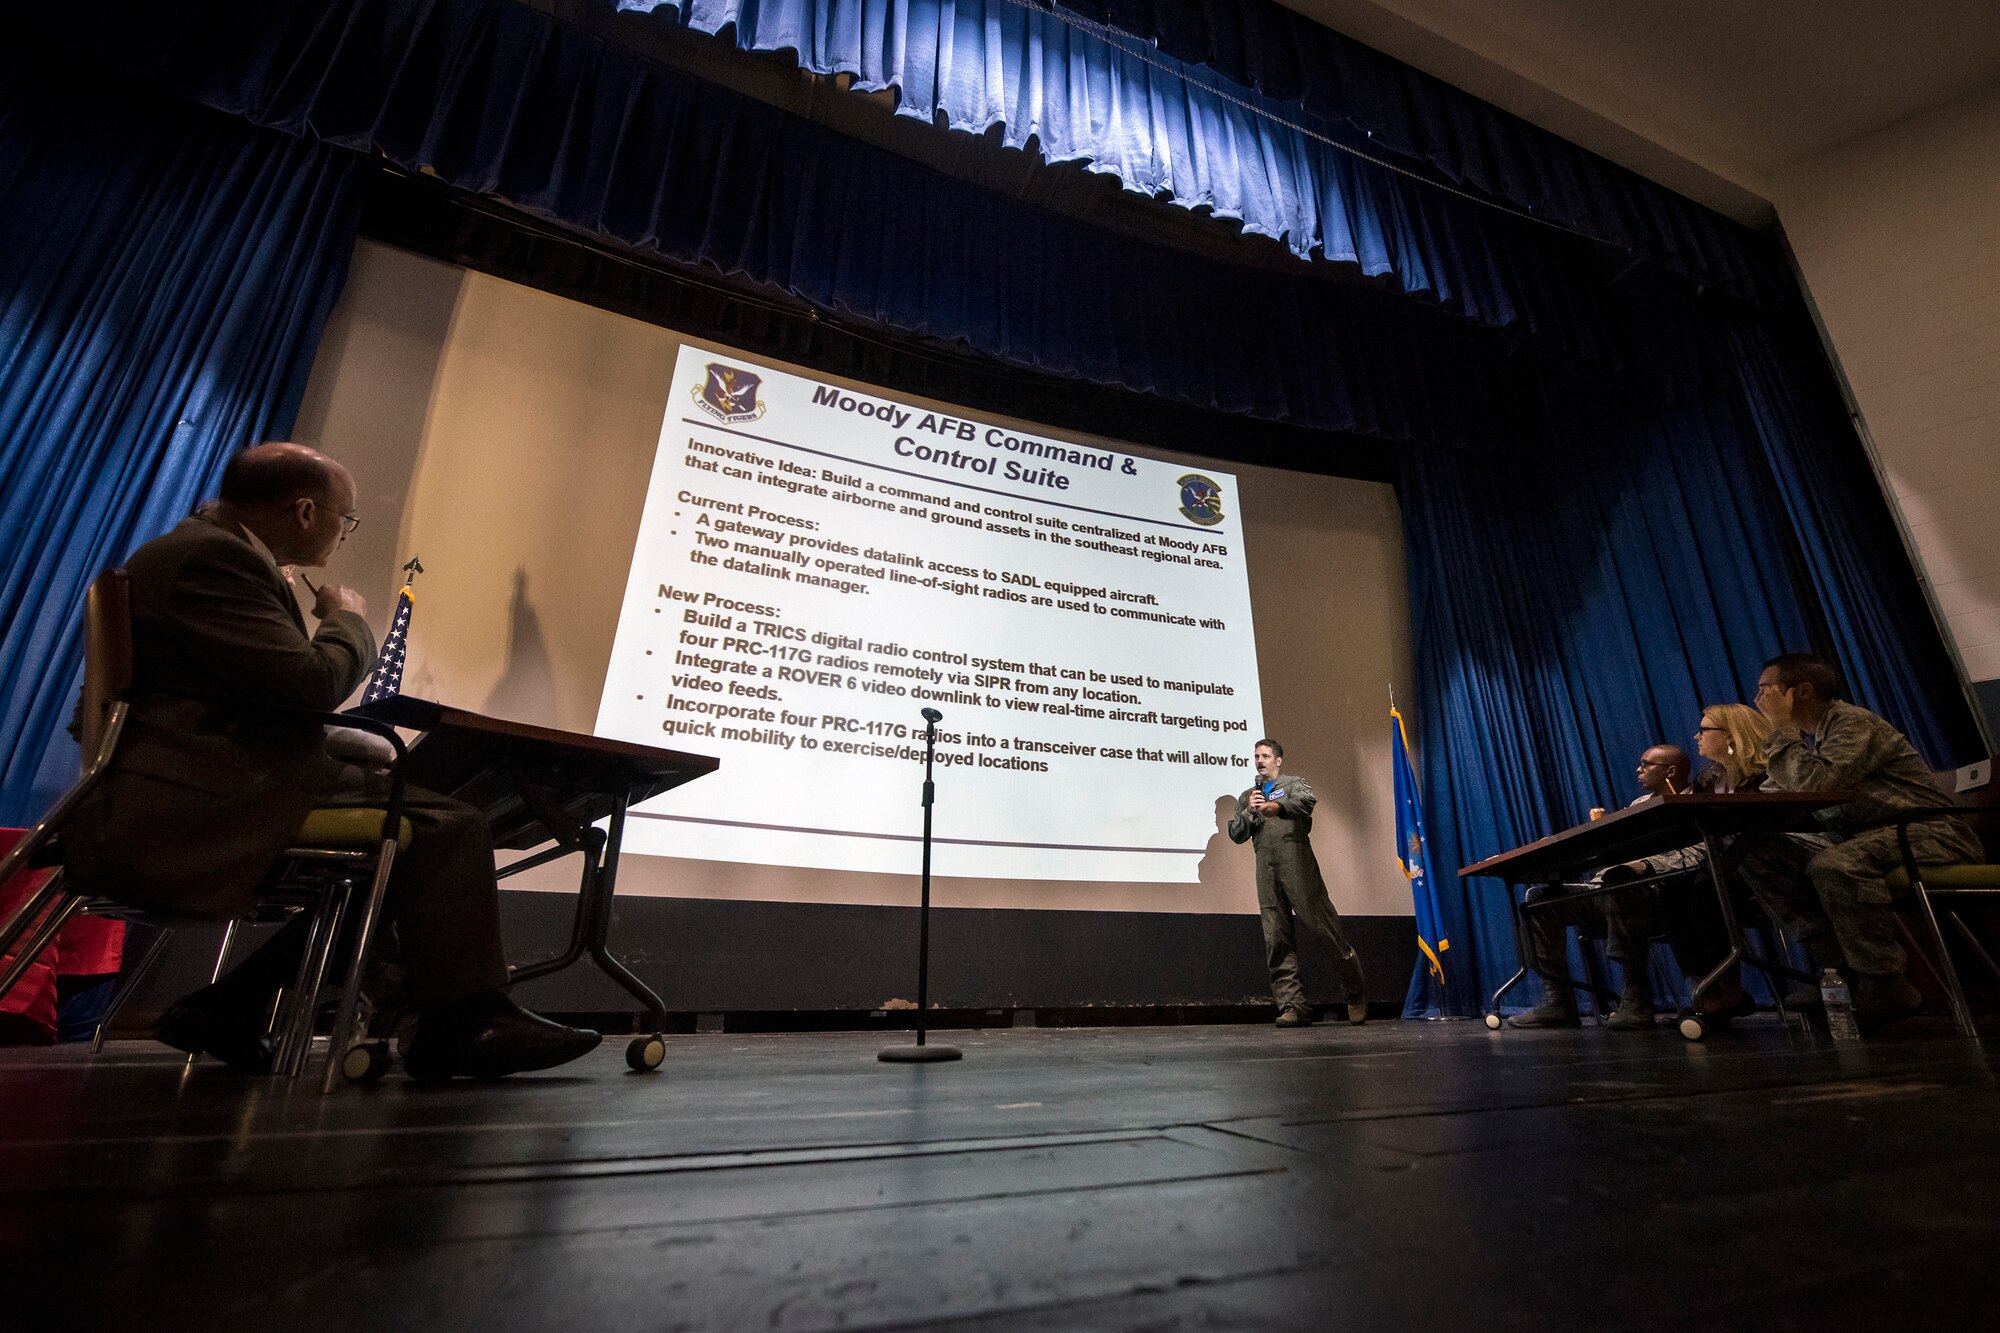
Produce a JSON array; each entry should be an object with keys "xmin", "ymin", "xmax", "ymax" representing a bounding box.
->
[{"xmin": 595, "ymin": 348, "xmax": 1264, "ymax": 881}]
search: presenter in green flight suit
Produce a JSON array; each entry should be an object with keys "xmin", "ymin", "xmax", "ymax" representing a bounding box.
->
[{"xmin": 1229, "ymin": 739, "xmax": 1368, "ymax": 1026}]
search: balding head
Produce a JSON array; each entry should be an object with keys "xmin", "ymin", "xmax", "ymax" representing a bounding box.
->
[
  {"xmin": 213, "ymin": 442, "xmax": 356, "ymax": 567},
  {"xmin": 1636, "ymin": 744, "xmax": 1691, "ymax": 797},
  {"xmin": 220, "ymin": 442, "xmax": 344, "ymax": 508}
]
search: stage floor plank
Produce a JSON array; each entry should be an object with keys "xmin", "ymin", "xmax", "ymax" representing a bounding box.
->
[{"xmin": 5, "ymin": 1018, "xmax": 1998, "ymax": 1330}]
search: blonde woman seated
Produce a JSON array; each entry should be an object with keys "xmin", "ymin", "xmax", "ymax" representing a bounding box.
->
[
  {"xmin": 1695, "ymin": 703, "xmax": 1773, "ymax": 795},
  {"xmin": 1656, "ymin": 703, "xmax": 1774, "ymax": 1023},
  {"xmin": 1510, "ymin": 705, "xmax": 1776, "ymax": 1031}
]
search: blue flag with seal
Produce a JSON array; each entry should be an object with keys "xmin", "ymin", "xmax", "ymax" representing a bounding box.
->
[{"xmin": 1393, "ymin": 703, "xmax": 1451, "ymax": 1013}]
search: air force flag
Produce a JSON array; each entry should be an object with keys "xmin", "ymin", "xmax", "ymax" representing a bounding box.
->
[{"xmin": 1393, "ymin": 705, "xmax": 1451, "ymax": 1009}]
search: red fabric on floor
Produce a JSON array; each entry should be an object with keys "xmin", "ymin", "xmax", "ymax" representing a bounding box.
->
[{"xmin": 1, "ymin": 828, "xmax": 125, "ymax": 1042}]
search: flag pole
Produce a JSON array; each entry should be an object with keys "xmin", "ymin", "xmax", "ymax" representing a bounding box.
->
[{"xmin": 360, "ymin": 556, "xmax": 422, "ymax": 706}]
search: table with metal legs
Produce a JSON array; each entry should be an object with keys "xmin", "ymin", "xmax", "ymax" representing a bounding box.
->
[
  {"xmin": 1464, "ymin": 793, "xmax": 1847, "ymax": 1040},
  {"xmin": 351, "ymin": 696, "xmax": 718, "ymax": 1070}
]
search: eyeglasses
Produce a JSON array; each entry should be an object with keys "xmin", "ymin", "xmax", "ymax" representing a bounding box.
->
[
  {"xmin": 1637, "ymin": 759, "xmax": 1671, "ymax": 769},
  {"xmin": 290, "ymin": 496, "xmax": 360, "ymax": 536},
  {"xmin": 1695, "ymin": 725, "xmax": 1727, "ymax": 734}
]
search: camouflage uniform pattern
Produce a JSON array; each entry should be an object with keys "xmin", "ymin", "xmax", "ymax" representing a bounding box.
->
[
  {"xmin": 1229, "ymin": 773, "xmax": 1367, "ymax": 1012},
  {"xmin": 1740, "ymin": 700, "xmax": 1981, "ymax": 978},
  {"xmin": 1519, "ymin": 794, "xmax": 1699, "ymax": 983}
]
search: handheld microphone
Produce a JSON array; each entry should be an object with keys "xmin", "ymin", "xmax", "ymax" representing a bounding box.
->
[{"xmin": 921, "ymin": 707, "xmax": 943, "ymax": 723}]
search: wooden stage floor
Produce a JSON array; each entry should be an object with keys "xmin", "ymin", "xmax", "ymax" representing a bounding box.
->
[{"xmin": 4, "ymin": 1016, "xmax": 1998, "ymax": 1330}]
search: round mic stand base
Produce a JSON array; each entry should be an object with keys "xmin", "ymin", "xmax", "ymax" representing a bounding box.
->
[{"xmin": 877, "ymin": 1042, "xmax": 962, "ymax": 1062}]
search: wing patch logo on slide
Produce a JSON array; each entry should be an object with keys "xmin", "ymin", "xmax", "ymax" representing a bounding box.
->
[
  {"xmin": 1178, "ymin": 473, "xmax": 1225, "ymax": 526},
  {"xmin": 696, "ymin": 363, "xmax": 767, "ymax": 424}
]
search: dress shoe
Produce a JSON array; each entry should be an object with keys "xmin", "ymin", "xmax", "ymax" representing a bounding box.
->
[
  {"xmin": 1694, "ymin": 982, "xmax": 1757, "ymax": 1020},
  {"xmin": 156, "ymin": 992, "xmax": 276, "ymax": 1071},
  {"xmin": 1853, "ymin": 975, "xmax": 1923, "ymax": 1035},
  {"xmin": 1506, "ymin": 992, "xmax": 1579, "ymax": 1029},
  {"xmin": 1274, "ymin": 1008, "xmax": 1314, "ymax": 1028},
  {"xmin": 402, "ymin": 993, "xmax": 601, "ymax": 1081},
  {"xmin": 1687, "ymin": 987, "xmax": 1758, "ymax": 1031},
  {"xmin": 1345, "ymin": 1000, "xmax": 1369, "ymax": 1025}
]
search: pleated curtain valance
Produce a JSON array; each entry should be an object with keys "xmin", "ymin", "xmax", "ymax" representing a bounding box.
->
[
  {"xmin": 17, "ymin": 0, "xmax": 1565, "ymax": 450},
  {"xmin": 611, "ymin": 0, "xmax": 1787, "ymax": 312}
]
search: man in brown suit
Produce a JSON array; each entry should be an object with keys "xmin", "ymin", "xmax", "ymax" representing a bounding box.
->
[{"xmin": 63, "ymin": 443, "xmax": 599, "ymax": 1078}]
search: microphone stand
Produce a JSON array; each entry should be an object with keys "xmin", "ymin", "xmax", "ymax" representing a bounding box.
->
[{"xmin": 879, "ymin": 707, "xmax": 962, "ymax": 1063}]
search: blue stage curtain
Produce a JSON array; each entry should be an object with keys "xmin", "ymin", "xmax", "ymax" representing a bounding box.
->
[
  {"xmin": 1399, "ymin": 298, "xmax": 1989, "ymax": 1015},
  {"xmin": 1724, "ymin": 316, "xmax": 1977, "ymax": 767},
  {"xmin": 613, "ymin": 0, "xmax": 1783, "ymax": 310},
  {"xmin": 610, "ymin": 0, "xmax": 1626, "ymax": 357},
  {"xmin": 0, "ymin": 46, "xmax": 363, "ymax": 824},
  {"xmin": 9, "ymin": 1, "xmax": 1978, "ymax": 1022},
  {"xmin": 1057, "ymin": 0, "xmax": 1783, "ymax": 306},
  {"xmin": 15, "ymin": 0, "xmax": 1555, "ymax": 450}
]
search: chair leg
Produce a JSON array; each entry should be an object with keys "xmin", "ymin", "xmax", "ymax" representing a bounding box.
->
[
  {"xmin": 1948, "ymin": 911, "xmax": 2000, "ymax": 985},
  {"xmin": 91, "ymin": 926, "xmax": 175, "ymax": 1054},
  {"xmin": 1911, "ymin": 884, "xmax": 1976, "ymax": 1038},
  {"xmin": 208, "ymin": 920, "xmax": 241, "ymax": 987},
  {"xmin": 1578, "ymin": 937, "xmax": 1614, "ymax": 1022},
  {"xmin": 1894, "ymin": 914, "xmax": 1951, "ymax": 994},
  {"xmin": 275, "ymin": 890, "xmax": 346, "ymax": 1079},
  {"xmin": 1768, "ymin": 923, "xmax": 1794, "ymax": 1023},
  {"xmin": 0, "ymin": 888, "xmax": 83, "ymax": 1002},
  {"xmin": 0, "ymin": 871, "xmax": 69, "ymax": 984},
  {"xmin": 174, "ymin": 919, "xmax": 248, "ymax": 1068},
  {"xmin": 321, "ymin": 842, "xmax": 398, "ymax": 1094}
]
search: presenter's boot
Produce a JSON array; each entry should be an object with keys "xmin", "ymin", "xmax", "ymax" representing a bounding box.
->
[
  {"xmin": 1345, "ymin": 999, "xmax": 1369, "ymax": 1025},
  {"xmin": 1274, "ymin": 1007, "xmax": 1314, "ymax": 1028},
  {"xmin": 1604, "ymin": 979, "xmax": 1657, "ymax": 1031},
  {"xmin": 403, "ymin": 992, "xmax": 602, "ymax": 1081},
  {"xmin": 1506, "ymin": 980, "xmax": 1579, "ymax": 1029},
  {"xmin": 1852, "ymin": 973, "xmax": 1923, "ymax": 1034}
]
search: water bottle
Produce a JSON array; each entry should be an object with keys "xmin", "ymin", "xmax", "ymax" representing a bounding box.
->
[{"xmin": 1820, "ymin": 968, "xmax": 1861, "ymax": 1041}]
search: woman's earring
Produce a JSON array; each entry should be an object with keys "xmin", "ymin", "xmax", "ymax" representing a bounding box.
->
[{"xmin": 1727, "ymin": 743, "xmax": 1735, "ymax": 756}]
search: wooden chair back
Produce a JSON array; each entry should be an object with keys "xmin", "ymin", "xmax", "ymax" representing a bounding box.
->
[{"xmin": 79, "ymin": 569, "xmax": 133, "ymax": 762}]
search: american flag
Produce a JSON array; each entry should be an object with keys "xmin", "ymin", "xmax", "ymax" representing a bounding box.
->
[{"xmin": 361, "ymin": 580, "xmax": 415, "ymax": 703}]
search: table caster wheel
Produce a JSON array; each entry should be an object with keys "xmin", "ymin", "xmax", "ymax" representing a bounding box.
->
[
  {"xmin": 1679, "ymin": 1014, "xmax": 1706, "ymax": 1042},
  {"xmin": 342, "ymin": 1039, "xmax": 392, "ymax": 1084},
  {"xmin": 1484, "ymin": 1012, "xmax": 1502, "ymax": 1030},
  {"xmin": 626, "ymin": 1034, "xmax": 667, "ymax": 1071}
]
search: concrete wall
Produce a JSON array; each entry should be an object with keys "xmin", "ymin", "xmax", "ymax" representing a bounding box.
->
[{"xmin": 1775, "ymin": 82, "xmax": 2000, "ymax": 738}]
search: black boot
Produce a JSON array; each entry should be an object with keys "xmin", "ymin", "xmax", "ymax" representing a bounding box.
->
[
  {"xmin": 155, "ymin": 989, "xmax": 276, "ymax": 1071},
  {"xmin": 1852, "ymin": 973, "xmax": 1923, "ymax": 1034},
  {"xmin": 402, "ymin": 991, "xmax": 601, "ymax": 1081}
]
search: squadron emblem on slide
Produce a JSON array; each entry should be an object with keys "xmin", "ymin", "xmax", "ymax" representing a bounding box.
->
[
  {"xmin": 1177, "ymin": 473, "xmax": 1225, "ymax": 526},
  {"xmin": 695, "ymin": 363, "xmax": 767, "ymax": 424}
]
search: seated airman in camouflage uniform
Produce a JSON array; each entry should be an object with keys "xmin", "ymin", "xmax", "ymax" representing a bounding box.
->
[{"xmin": 1733, "ymin": 653, "xmax": 1981, "ymax": 1031}]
